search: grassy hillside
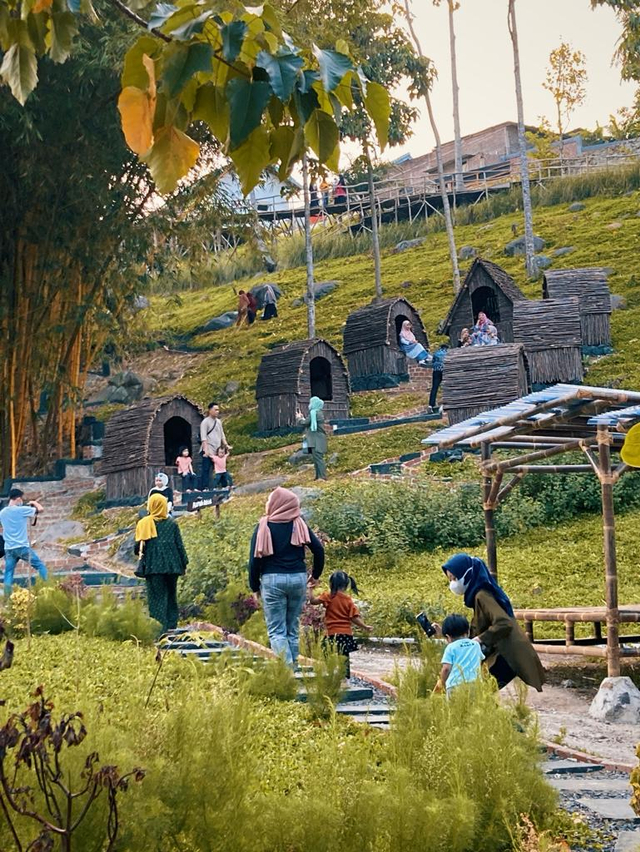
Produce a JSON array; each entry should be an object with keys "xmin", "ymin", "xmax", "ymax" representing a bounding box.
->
[{"xmin": 145, "ymin": 184, "xmax": 640, "ymax": 443}]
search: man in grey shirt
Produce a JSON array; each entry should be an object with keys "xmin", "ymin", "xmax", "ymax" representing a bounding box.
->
[
  {"xmin": 199, "ymin": 402, "xmax": 232, "ymax": 490},
  {"xmin": 0, "ymin": 488, "xmax": 47, "ymax": 597}
]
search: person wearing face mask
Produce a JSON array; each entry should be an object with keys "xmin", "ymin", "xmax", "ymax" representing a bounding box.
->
[{"xmin": 440, "ymin": 553, "xmax": 545, "ymax": 692}]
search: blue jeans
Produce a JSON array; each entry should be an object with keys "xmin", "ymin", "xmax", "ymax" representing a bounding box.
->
[
  {"xmin": 4, "ymin": 547, "xmax": 48, "ymax": 597},
  {"xmin": 212, "ymin": 472, "xmax": 233, "ymax": 488},
  {"xmin": 260, "ymin": 572, "xmax": 307, "ymax": 667}
]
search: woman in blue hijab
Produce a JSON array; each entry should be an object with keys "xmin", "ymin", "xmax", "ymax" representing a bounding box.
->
[
  {"xmin": 441, "ymin": 553, "xmax": 545, "ymax": 691},
  {"xmin": 300, "ymin": 397, "xmax": 328, "ymax": 481}
]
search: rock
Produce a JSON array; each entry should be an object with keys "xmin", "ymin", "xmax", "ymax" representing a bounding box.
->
[
  {"xmin": 392, "ymin": 237, "xmax": 425, "ymax": 254},
  {"xmin": 611, "ymin": 295, "xmax": 627, "ymax": 311},
  {"xmin": 458, "ymin": 245, "xmax": 477, "ymax": 260},
  {"xmin": 589, "ymin": 676, "xmax": 640, "ymax": 723},
  {"xmin": 568, "ymin": 202, "xmax": 586, "ymax": 212},
  {"xmin": 120, "ymin": 370, "xmax": 143, "ymax": 388},
  {"xmin": 616, "ymin": 829, "xmax": 640, "ymax": 851},
  {"xmin": 533, "ymin": 254, "xmax": 552, "ymax": 271},
  {"xmin": 328, "ymin": 452, "xmax": 339, "ymax": 465},
  {"xmin": 400, "ymin": 280, "xmax": 413, "ymax": 289},
  {"xmin": 107, "ymin": 385, "xmax": 133, "ymax": 404},
  {"xmin": 234, "ymin": 477, "xmax": 286, "ymax": 496},
  {"xmin": 199, "ymin": 311, "xmax": 238, "ymax": 333},
  {"xmin": 249, "ymin": 283, "xmax": 282, "ymax": 309},
  {"xmin": 39, "ymin": 520, "xmax": 85, "ymax": 544},
  {"xmin": 504, "ymin": 235, "xmax": 546, "ymax": 256},
  {"xmin": 133, "ymin": 294, "xmax": 150, "ymax": 311},
  {"xmin": 607, "ymin": 221, "xmax": 623, "ymax": 230},
  {"xmin": 578, "ymin": 798, "xmax": 639, "ymax": 822},
  {"xmin": 553, "ymin": 246, "xmax": 575, "ymax": 257},
  {"xmin": 560, "ymin": 679, "xmax": 576, "ymax": 689},
  {"xmin": 291, "ymin": 280, "xmax": 338, "ymax": 307},
  {"xmin": 288, "ymin": 450, "xmax": 308, "ymax": 466},
  {"xmin": 115, "ymin": 531, "xmax": 137, "ymax": 567},
  {"xmin": 223, "ymin": 380, "xmax": 240, "ymax": 396}
]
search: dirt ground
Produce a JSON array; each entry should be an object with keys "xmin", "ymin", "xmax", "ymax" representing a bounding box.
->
[{"xmin": 351, "ymin": 647, "xmax": 639, "ymax": 766}]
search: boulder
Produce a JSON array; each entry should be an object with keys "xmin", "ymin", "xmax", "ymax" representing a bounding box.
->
[
  {"xmin": 400, "ymin": 280, "xmax": 413, "ymax": 289},
  {"xmin": 199, "ymin": 311, "xmax": 238, "ymax": 333},
  {"xmin": 458, "ymin": 245, "xmax": 477, "ymax": 261},
  {"xmin": 589, "ymin": 676, "xmax": 640, "ymax": 724},
  {"xmin": 611, "ymin": 294, "xmax": 627, "ymax": 311},
  {"xmin": 568, "ymin": 202, "xmax": 586, "ymax": 212},
  {"xmin": 606, "ymin": 221, "xmax": 623, "ymax": 230},
  {"xmin": 115, "ymin": 531, "xmax": 137, "ymax": 567},
  {"xmin": 533, "ymin": 254, "xmax": 552, "ymax": 271},
  {"xmin": 504, "ymin": 235, "xmax": 546, "ymax": 256},
  {"xmin": 133, "ymin": 295, "xmax": 150, "ymax": 311},
  {"xmin": 553, "ymin": 246, "xmax": 575, "ymax": 257},
  {"xmin": 249, "ymin": 283, "xmax": 282, "ymax": 309},
  {"xmin": 234, "ymin": 477, "xmax": 286, "ymax": 496},
  {"xmin": 288, "ymin": 450, "xmax": 309, "ymax": 466},
  {"xmin": 39, "ymin": 520, "xmax": 85, "ymax": 544},
  {"xmin": 223, "ymin": 380, "xmax": 241, "ymax": 396},
  {"xmin": 392, "ymin": 237, "xmax": 425, "ymax": 254},
  {"xmin": 291, "ymin": 280, "xmax": 338, "ymax": 307},
  {"xmin": 107, "ymin": 385, "xmax": 134, "ymax": 404},
  {"xmin": 120, "ymin": 371, "xmax": 143, "ymax": 388}
]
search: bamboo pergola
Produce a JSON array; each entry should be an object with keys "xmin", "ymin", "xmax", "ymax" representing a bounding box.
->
[{"xmin": 423, "ymin": 383, "xmax": 640, "ymax": 676}]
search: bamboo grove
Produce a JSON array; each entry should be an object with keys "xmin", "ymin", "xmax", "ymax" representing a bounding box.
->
[{"xmin": 0, "ymin": 6, "xmax": 153, "ymax": 480}]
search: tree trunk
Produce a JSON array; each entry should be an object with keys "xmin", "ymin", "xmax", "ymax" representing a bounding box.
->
[
  {"xmin": 302, "ymin": 155, "xmax": 316, "ymax": 339},
  {"xmin": 364, "ymin": 142, "xmax": 383, "ymax": 300},
  {"xmin": 449, "ymin": 0, "xmax": 464, "ymax": 192},
  {"xmin": 508, "ymin": 0, "xmax": 536, "ymax": 279},
  {"xmin": 403, "ymin": 0, "xmax": 461, "ymax": 293}
]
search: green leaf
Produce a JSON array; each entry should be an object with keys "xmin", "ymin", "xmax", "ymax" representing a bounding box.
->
[
  {"xmin": 256, "ymin": 50, "xmax": 303, "ymax": 101},
  {"xmin": 293, "ymin": 87, "xmax": 319, "ymax": 125},
  {"xmin": 304, "ymin": 109, "xmax": 339, "ymax": 171},
  {"xmin": 298, "ymin": 69, "xmax": 319, "ymax": 94},
  {"xmin": 261, "ymin": 3, "xmax": 282, "ymax": 37},
  {"xmin": 0, "ymin": 41, "xmax": 37, "ymax": 105},
  {"xmin": 170, "ymin": 10, "xmax": 213, "ymax": 40},
  {"xmin": 267, "ymin": 95, "xmax": 283, "ymax": 126},
  {"xmin": 122, "ymin": 36, "xmax": 157, "ymax": 89},
  {"xmin": 193, "ymin": 83, "xmax": 229, "ymax": 143},
  {"xmin": 47, "ymin": 11, "xmax": 78, "ymax": 63},
  {"xmin": 147, "ymin": 3, "xmax": 177, "ymax": 30},
  {"xmin": 364, "ymin": 79, "xmax": 390, "ymax": 149},
  {"xmin": 143, "ymin": 124, "xmax": 200, "ymax": 194},
  {"xmin": 312, "ymin": 46, "xmax": 352, "ymax": 93},
  {"xmin": 228, "ymin": 125, "xmax": 272, "ymax": 194},
  {"xmin": 0, "ymin": 6, "xmax": 9, "ymax": 50},
  {"xmin": 163, "ymin": 43, "xmax": 213, "ymax": 98},
  {"xmin": 221, "ymin": 20, "xmax": 247, "ymax": 62},
  {"xmin": 226, "ymin": 77, "xmax": 271, "ymax": 149}
]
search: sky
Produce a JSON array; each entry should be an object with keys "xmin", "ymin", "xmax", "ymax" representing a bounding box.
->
[{"xmin": 354, "ymin": 0, "xmax": 637, "ymax": 165}]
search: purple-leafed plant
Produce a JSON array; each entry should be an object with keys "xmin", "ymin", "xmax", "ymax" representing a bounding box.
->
[{"xmin": 0, "ymin": 687, "xmax": 144, "ymax": 852}]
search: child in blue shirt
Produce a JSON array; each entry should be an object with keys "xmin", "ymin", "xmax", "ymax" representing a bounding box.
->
[{"xmin": 440, "ymin": 613, "xmax": 484, "ymax": 693}]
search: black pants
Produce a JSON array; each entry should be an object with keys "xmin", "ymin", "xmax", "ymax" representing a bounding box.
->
[
  {"xmin": 180, "ymin": 473, "xmax": 198, "ymax": 490},
  {"xmin": 429, "ymin": 370, "xmax": 443, "ymax": 409},
  {"xmin": 199, "ymin": 455, "xmax": 213, "ymax": 490},
  {"xmin": 212, "ymin": 472, "xmax": 233, "ymax": 488},
  {"xmin": 322, "ymin": 634, "xmax": 358, "ymax": 678},
  {"xmin": 489, "ymin": 655, "xmax": 518, "ymax": 690}
]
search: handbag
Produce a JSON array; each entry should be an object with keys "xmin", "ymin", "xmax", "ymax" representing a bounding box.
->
[{"xmin": 302, "ymin": 438, "xmax": 309, "ymax": 452}]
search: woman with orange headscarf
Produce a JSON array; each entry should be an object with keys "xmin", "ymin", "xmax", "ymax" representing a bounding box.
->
[
  {"xmin": 249, "ymin": 487, "xmax": 325, "ymax": 666},
  {"xmin": 134, "ymin": 493, "xmax": 188, "ymax": 633}
]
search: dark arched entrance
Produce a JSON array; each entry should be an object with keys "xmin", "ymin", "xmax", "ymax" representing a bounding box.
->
[
  {"xmin": 394, "ymin": 313, "xmax": 410, "ymax": 345},
  {"xmin": 471, "ymin": 286, "xmax": 501, "ymax": 323},
  {"xmin": 163, "ymin": 416, "xmax": 192, "ymax": 465},
  {"xmin": 310, "ymin": 356, "xmax": 333, "ymax": 400}
]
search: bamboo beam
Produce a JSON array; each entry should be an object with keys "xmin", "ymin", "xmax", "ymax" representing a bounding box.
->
[
  {"xmin": 508, "ymin": 465, "xmax": 594, "ymax": 473},
  {"xmin": 481, "ymin": 443, "xmax": 498, "ymax": 579},
  {"xmin": 580, "ymin": 446, "xmax": 601, "ymax": 479},
  {"xmin": 598, "ymin": 425, "xmax": 620, "ymax": 678},
  {"xmin": 529, "ymin": 644, "xmax": 607, "ymax": 657},
  {"xmin": 484, "ymin": 435, "xmax": 598, "ymax": 473},
  {"xmin": 612, "ymin": 461, "xmax": 630, "ymax": 484},
  {"xmin": 497, "ymin": 471, "xmax": 525, "ymax": 503}
]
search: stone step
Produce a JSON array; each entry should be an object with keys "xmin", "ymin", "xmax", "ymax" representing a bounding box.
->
[
  {"xmin": 549, "ymin": 777, "xmax": 631, "ymax": 793},
  {"xmin": 544, "ymin": 759, "xmax": 605, "ymax": 775},
  {"xmin": 296, "ymin": 686, "xmax": 373, "ymax": 703},
  {"xmin": 578, "ymin": 798, "xmax": 640, "ymax": 822},
  {"xmin": 616, "ymin": 830, "xmax": 640, "ymax": 852},
  {"xmin": 347, "ymin": 713, "xmax": 392, "ymax": 725},
  {"xmin": 161, "ymin": 641, "xmax": 228, "ymax": 651},
  {"xmin": 336, "ymin": 704, "xmax": 392, "ymax": 716}
]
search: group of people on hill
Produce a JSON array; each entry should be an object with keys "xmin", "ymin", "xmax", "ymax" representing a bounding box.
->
[
  {"xmin": 398, "ymin": 320, "xmax": 448, "ymax": 412},
  {"xmin": 458, "ymin": 311, "xmax": 500, "ymax": 347},
  {"xmin": 236, "ymin": 285, "xmax": 278, "ymax": 328}
]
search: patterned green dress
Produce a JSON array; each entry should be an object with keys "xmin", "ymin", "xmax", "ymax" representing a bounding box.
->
[{"xmin": 135, "ymin": 519, "xmax": 188, "ymax": 632}]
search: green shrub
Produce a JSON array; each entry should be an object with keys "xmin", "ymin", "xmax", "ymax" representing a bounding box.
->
[
  {"xmin": 243, "ymin": 656, "xmax": 298, "ymax": 701},
  {"xmin": 29, "ymin": 584, "xmax": 78, "ymax": 635},
  {"xmin": 301, "ymin": 638, "xmax": 345, "ymax": 719},
  {"xmin": 81, "ymin": 590, "xmax": 161, "ymax": 645}
]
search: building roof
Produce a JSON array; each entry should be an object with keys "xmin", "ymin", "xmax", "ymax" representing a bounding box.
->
[
  {"xmin": 439, "ymin": 258, "xmax": 527, "ymax": 334},
  {"xmin": 343, "ymin": 297, "xmax": 427, "ymax": 354},
  {"xmin": 543, "ymin": 268, "xmax": 611, "ymax": 315},
  {"xmin": 255, "ymin": 338, "xmax": 347, "ymax": 399},
  {"xmin": 423, "ymin": 383, "xmax": 640, "ymax": 450}
]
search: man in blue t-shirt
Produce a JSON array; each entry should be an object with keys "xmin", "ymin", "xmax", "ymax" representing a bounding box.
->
[
  {"xmin": 440, "ymin": 613, "xmax": 484, "ymax": 693},
  {"xmin": 0, "ymin": 488, "xmax": 47, "ymax": 597}
]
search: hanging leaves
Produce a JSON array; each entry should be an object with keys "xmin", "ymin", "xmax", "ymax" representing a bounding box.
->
[
  {"xmin": 226, "ymin": 77, "xmax": 271, "ymax": 149},
  {"xmin": 117, "ymin": 53, "xmax": 156, "ymax": 154},
  {"xmin": 228, "ymin": 125, "xmax": 273, "ymax": 194},
  {"xmin": 313, "ymin": 46, "xmax": 352, "ymax": 92},
  {"xmin": 364, "ymin": 80, "xmax": 391, "ymax": 150},
  {"xmin": 304, "ymin": 109, "xmax": 340, "ymax": 172},
  {"xmin": 256, "ymin": 51, "xmax": 304, "ymax": 101},
  {"xmin": 1, "ymin": 41, "xmax": 38, "ymax": 106},
  {"xmin": 143, "ymin": 124, "xmax": 199, "ymax": 193}
]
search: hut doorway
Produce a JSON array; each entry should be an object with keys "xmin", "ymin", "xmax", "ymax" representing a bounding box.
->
[
  {"xmin": 471, "ymin": 286, "xmax": 501, "ymax": 324},
  {"xmin": 310, "ymin": 356, "xmax": 333, "ymax": 400},
  {"xmin": 394, "ymin": 314, "xmax": 410, "ymax": 345},
  {"xmin": 163, "ymin": 416, "xmax": 192, "ymax": 465}
]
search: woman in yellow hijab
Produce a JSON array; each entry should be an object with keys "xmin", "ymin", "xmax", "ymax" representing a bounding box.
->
[{"xmin": 134, "ymin": 493, "xmax": 188, "ymax": 634}]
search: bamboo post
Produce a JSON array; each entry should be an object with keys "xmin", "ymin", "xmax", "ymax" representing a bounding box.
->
[
  {"xmin": 598, "ymin": 425, "xmax": 620, "ymax": 677},
  {"xmin": 481, "ymin": 442, "xmax": 498, "ymax": 578}
]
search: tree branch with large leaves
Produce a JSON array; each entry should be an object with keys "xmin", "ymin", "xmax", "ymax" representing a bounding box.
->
[{"xmin": 0, "ymin": 0, "xmax": 390, "ymax": 194}]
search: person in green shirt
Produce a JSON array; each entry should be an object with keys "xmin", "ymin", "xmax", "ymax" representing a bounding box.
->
[
  {"xmin": 134, "ymin": 493, "xmax": 188, "ymax": 633},
  {"xmin": 300, "ymin": 396, "xmax": 328, "ymax": 481}
]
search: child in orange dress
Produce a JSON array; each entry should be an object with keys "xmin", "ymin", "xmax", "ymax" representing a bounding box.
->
[{"xmin": 308, "ymin": 570, "xmax": 372, "ymax": 678}]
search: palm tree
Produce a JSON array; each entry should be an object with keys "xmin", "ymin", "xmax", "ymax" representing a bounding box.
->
[
  {"xmin": 302, "ymin": 154, "xmax": 316, "ymax": 337},
  {"xmin": 403, "ymin": 0, "xmax": 461, "ymax": 292},
  {"xmin": 434, "ymin": 0, "xmax": 464, "ymax": 192},
  {"xmin": 507, "ymin": 0, "xmax": 536, "ymax": 278}
]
